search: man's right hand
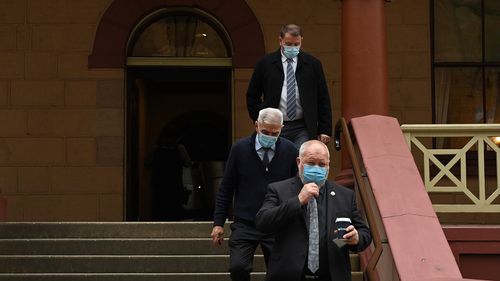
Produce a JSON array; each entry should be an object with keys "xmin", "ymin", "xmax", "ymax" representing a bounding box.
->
[
  {"xmin": 298, "ymin": 183, "xmax": 319, "ymax": 205},
  {"xmin": 210, "ymin": 226, "xmax": 224, "ymax": 246}
]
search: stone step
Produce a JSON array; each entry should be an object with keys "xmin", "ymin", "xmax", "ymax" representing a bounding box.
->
[
  {"xmin": 0, "ymin": 222, "xmax": 362, "ymax": 279},
  {"xmin": 0, "ymin": 255, "xmax": 264, "ymax": 273},
  {"xmin": 0, "ymin": 222, "xmax": 219, "ymax": 238},
  {"xmin": 0, "ymin": 272, "xmax": 364, "ymax": 281},
  {"xmin": 0, "ymin": 238, "xmax": 238, "ymax": 255},
  {"xmin": 0, "ymin": 273, "xmax": 264, "ymax": 281},
  {"xmin": 0, "ymin": 254, "xmax": 360, "ymax": 273}
]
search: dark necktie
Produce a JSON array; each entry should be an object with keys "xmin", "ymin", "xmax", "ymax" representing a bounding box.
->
[
  {"xmin": 308, "ymin": 198, "xmax": 319, "ymax": 273},
  {"xmin": 286, "ymin": 58, "xmax": 297, "ymax": 120},
  {"xmin": 262, "ymin": 148, "xmax": 270, "ymax": 168}
]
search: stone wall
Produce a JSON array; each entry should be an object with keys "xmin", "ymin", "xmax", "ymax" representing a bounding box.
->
[
  {"xmin": 0, "ymin": 0, "xmax": 123, "ymax": 221},
  {"xmin": 386, "ymin": 0, "xmax": 432, "ymax": 124},
  {"xmin": 0, "ymin": 0, "xmax": 432, "ymax": 221}
]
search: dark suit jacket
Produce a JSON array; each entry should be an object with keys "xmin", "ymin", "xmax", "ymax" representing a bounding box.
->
[
  {"xmin": 246, "ymin": 49, "xmax": 332, "ymax": 139},
  {"xmin": 255, "ymin": 177, "xmax": 372, "ymax": 281}
]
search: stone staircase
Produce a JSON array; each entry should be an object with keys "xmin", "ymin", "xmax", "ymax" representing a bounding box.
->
[{"xmin": 0, "ymin": 222, "xmax": 363, "ymax": 280}]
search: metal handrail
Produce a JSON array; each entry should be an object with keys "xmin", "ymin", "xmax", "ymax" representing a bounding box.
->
[{"xmin": 335, "ymin": 117, "xmax": 382, "ymax": 281}]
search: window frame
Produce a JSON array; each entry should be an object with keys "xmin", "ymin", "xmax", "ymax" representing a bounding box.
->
[{"xmin": 430, "ymin": 0, "xmax": 500, "ymax": 124}]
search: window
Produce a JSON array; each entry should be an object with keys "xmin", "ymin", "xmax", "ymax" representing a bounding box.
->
[
  {"xmin": 129, "ymin": 11, "xmax": 231, "ymax": 58},
  {"xmin": 432, "ymin": 0, "xmax": 500, "ymax": 127}
]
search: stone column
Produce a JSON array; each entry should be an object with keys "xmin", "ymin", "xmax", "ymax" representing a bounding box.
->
[{"xmin": 336, "ymin": 0, "xmax": 390, "ymax": 186}]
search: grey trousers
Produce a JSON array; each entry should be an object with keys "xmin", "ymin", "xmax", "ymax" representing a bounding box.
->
[{"xmin": 281, "ymin": 119, "xmax": 310, "ymax": 148}]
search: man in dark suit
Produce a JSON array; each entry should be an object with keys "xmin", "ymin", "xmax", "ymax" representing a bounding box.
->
[
  {"xmin": 255, "ymin": 140, "xmax": 372, "ymax": 281},
  {"xmin": 246, "ymin": 24, "xmax": 332, "ymax": 147},
  {"xmin": 211, "ymin": 108, "xmax": 298, "ymax": 281}
]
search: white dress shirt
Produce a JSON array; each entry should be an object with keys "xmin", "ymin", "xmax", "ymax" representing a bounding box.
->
[{"xmin": 279, "ymin": 52, "xmax": 303, "ymax": 121}]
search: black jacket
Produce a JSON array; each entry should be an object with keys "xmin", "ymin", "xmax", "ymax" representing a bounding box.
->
[
  {"xmin": 256, "ymin": 177, "xmax": 372, "ymax": 281},
  {"xmin": 246, "ymin": 49, "xmax": 332, "ymax": 138}
]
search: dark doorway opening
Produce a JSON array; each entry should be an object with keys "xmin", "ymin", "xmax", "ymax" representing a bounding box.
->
[{"xmin": 126, "ymin": 67, "xmax": 231, "ymax": 221}]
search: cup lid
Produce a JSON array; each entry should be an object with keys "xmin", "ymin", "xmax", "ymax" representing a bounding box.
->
[{"xmin": 335, "ymin": 217, "xmax": 351, "ymax": 223}]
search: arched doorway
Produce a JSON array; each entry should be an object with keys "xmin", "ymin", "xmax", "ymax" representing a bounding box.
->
[
  {"xmin": 126, "ymin": 8, "xmax": 232, "ymax": 221},
  {"xmin": 88, "ymin": 0, "xmax": 265, "ymax": 221}
]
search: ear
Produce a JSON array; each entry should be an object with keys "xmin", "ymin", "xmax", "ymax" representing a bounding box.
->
[
  {"xmin": 296, "ymin": 157, "xmax": 301, "ymax": 166},
  {"xmin": 255, "ymin": 121, "xmax": 259, "ymax": 132}
]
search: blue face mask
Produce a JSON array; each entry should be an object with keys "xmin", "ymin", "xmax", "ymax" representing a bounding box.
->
[
  {"xmin": 258, "ymin": 132, "xmax": 278, "ymax": 148},
  {"xmin": 283, "ymin": 45, "xmax": 300, "ymax": 58},
  {"xmin": 302, "ymin": 164, "xmax": 328, "ymax": 186}
]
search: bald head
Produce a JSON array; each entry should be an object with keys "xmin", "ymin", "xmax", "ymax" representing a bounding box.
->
[{"xmin": 299, "ymin": 140, "xmax": 330, "ymax": 160}]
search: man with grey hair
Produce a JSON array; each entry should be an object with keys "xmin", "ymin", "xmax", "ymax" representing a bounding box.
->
[
  {"xmin": 247, "ymin": 24, "xmax": 332, "ymax": 147},
  {"xmin": 256, "ymin": 140, "xmax": 371, "ymax": 281},
  {"xmin": 211, "ymin": 107, "xmax": 298, "ymax": 281}
]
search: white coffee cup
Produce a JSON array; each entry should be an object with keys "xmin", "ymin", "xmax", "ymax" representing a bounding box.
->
[{"xmin": 335, "ymin": 217, "xmax": 351, "ymax": 239}]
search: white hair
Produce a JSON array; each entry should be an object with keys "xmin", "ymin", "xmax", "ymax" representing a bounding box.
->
[
  {"xmin": 299, "ymin": 140, "xmax": 330, "ymax": 158},
  {"xmin": 257, "ymin": 108, "xmax": 283, "ymax": 125}
]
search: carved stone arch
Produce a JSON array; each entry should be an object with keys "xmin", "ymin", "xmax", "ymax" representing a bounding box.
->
[{"xmin": 89, "ymin": 0, "xmax": 265, "ymax": 68}]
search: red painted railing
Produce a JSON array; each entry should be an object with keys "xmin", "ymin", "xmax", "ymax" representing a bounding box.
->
[{"xmin": 344, "ymin": 115, "xmax": 488, "ymax": 281}]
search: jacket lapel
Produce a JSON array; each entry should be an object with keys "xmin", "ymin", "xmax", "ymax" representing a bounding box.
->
[
  {"xmin": 295, "ymin": 53, "xmax": 307, "ymax": 106},
  {"xmin": 298, "ymin": 180, "xmax": 339, "ymax": 231},
  {"xmin": 289, "ymin": 176, "xmax": 307, "ymax": 227},
  {"xmin": 296, "ymin": 52, "xmax": 304, "ymax": 72},
  {"xmin": 326, "ymin": 181, "xmax": 340, "ymax": 238},
  {"xmin": 271, "ymin": 49, "xmax": 284, "ymax": 74},
  {"xmin": 249, "ymin": 133, "xmax": 266, "ymax": 169}
]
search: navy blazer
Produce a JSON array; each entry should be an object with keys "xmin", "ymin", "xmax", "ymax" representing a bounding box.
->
[
  {"xmin": 246, "ymin": 49, "xmax": 332, "ymax": 138},
  {"xmin": 256, "ymin": 177, "xmax": 372, "ymax": 281}
]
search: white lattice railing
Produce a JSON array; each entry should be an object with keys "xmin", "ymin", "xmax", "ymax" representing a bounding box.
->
[{"xmin": 402, "ymin": 124, "xmax": 500, "ymax": 213}]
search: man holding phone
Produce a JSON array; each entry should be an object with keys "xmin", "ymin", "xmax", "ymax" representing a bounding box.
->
[{"xmin": 256, "ymin": 140, "xmax": 371, "ymax": 281}]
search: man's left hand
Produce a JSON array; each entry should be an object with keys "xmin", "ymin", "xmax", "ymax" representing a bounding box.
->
[
  {"xmin": 317, "ymin": 134, "xmax": 330, "ymax": 145},
  {"xmin": 343, "ymin": 225, "xmax": 359, "ymax": 245}
]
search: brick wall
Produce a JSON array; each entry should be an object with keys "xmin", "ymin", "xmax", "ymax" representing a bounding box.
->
[
  {"xmin": 0, "ymin": 0, "xmax": 433, "ymax": 221},
  {"xmin": 0, "ymin": 0, "xmax": 123, "ymax": 221}
]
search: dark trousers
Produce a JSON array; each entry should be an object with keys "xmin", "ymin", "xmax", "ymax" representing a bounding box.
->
[
  {"xmin": 229, "ymin": 220, "xmax": 274, "ymax": 281},
  {"xmin": 281, "ymin": 119, "xmax": 310, "ymax": 148}
]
